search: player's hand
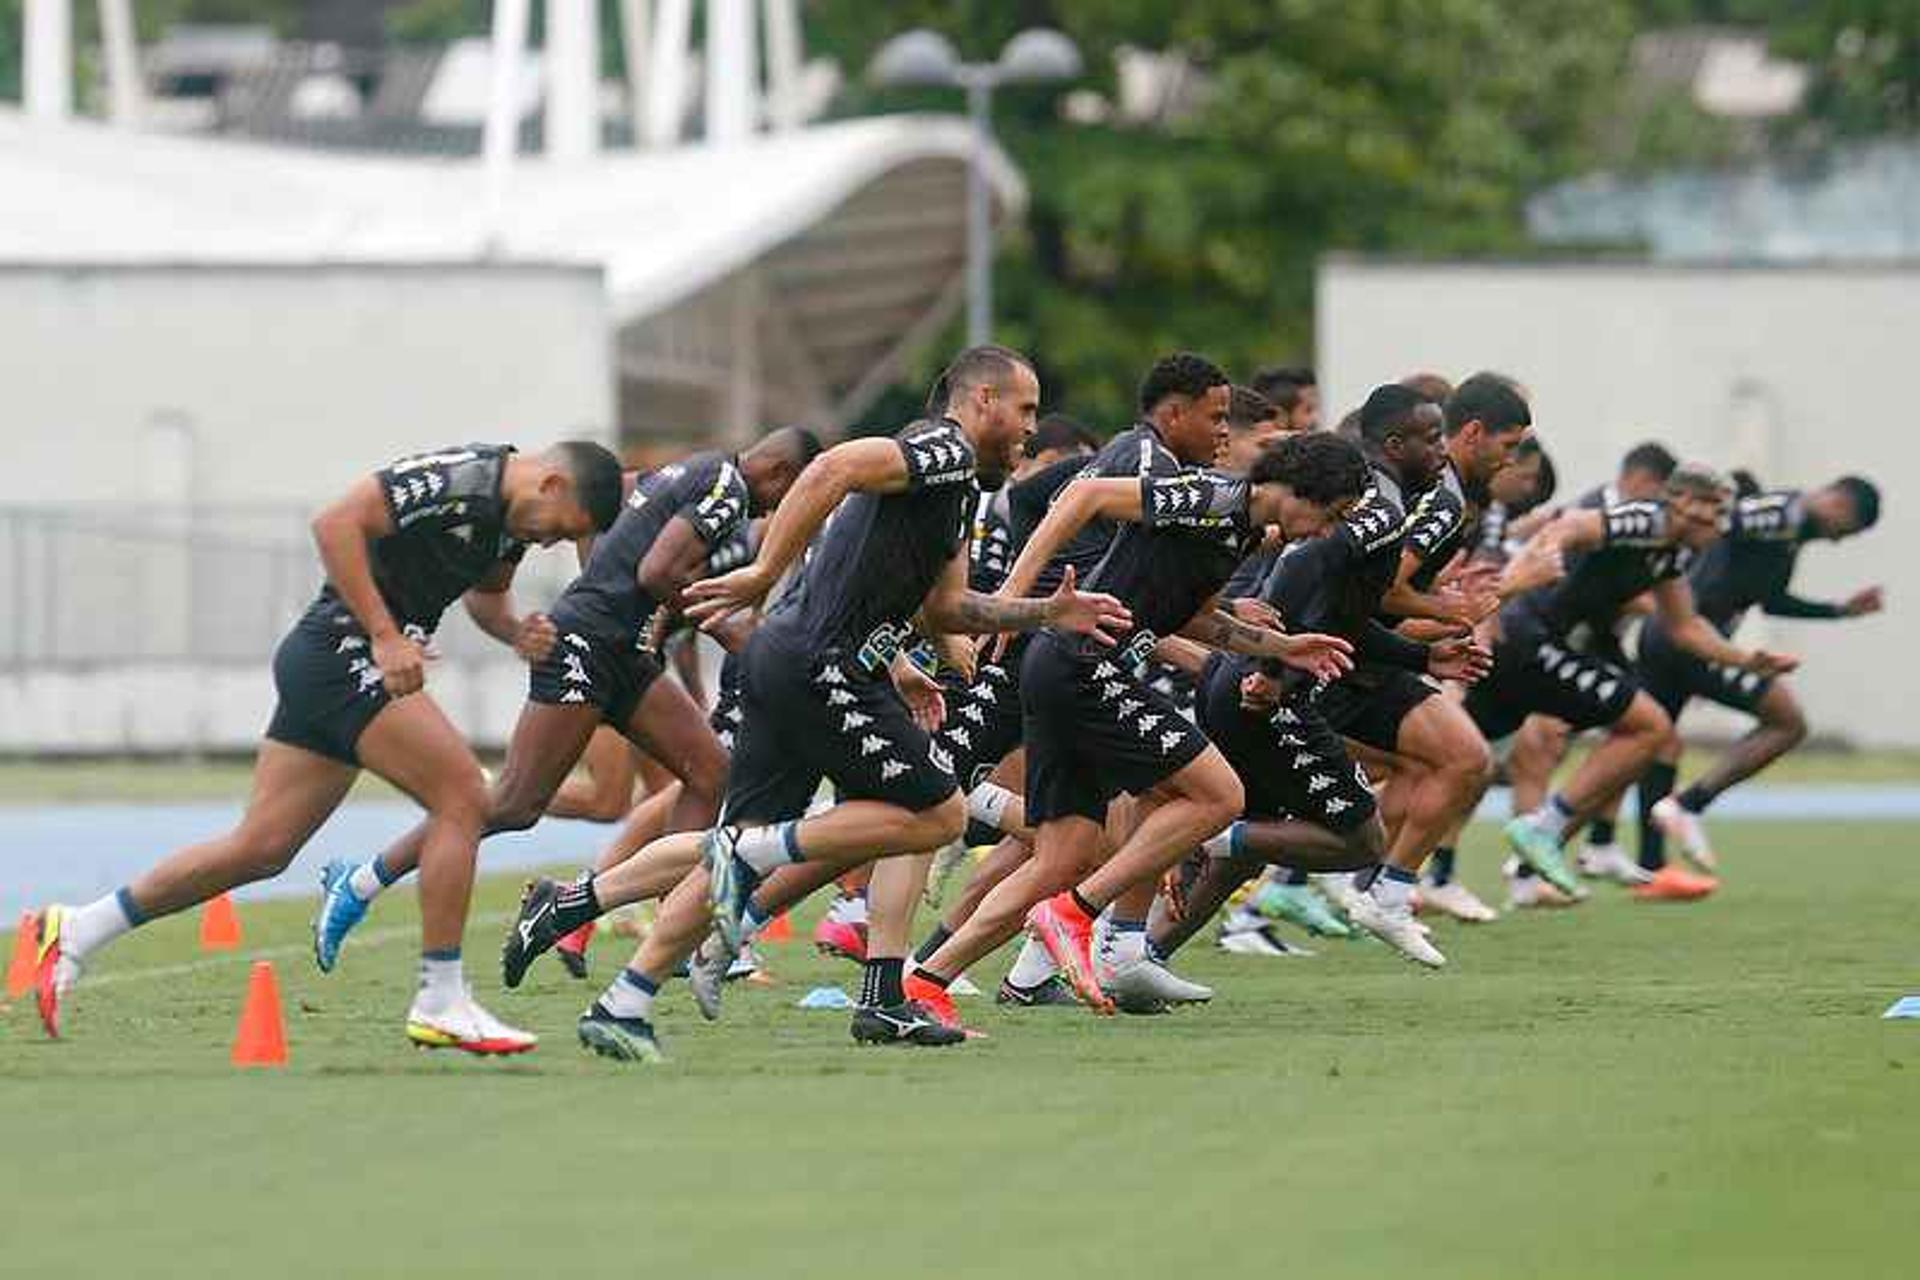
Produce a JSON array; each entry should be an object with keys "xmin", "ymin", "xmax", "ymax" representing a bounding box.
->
[
  {"xmin": 685, "ymin": 564, "xmax": 774, "ymax": 631},
  {"xmin": 1239, "ymin": 670, "xmax": 1281, "ymax": 712},
  {"xmin": 1428, "ymin": 636, "xmax": 1493, "ymax": 684},
  {"xmin": 1501, "ymin": 542, "xmax": 1564, "ymax": 597},
  {"xmin": 1041, "ymin": 565, "xmax": 1132, "ymax": 646},
  {"xmin": 1228, "ymin": 597, "xmax": 1284, "ymax": 631},
  {"xmin": 935, "ymin": 633, "xmax": 979, "ymax": 684},
  {"xmin": 1844, "ymin": 586, "xmax": 1885, "ymax": 617},
  {"xmin": 892, "ymin": 659, "xmax": 947, "ymax": 733},
  {"xmin": 1745, "ymin": 649, "xmax": 1799, "ymax": 677},
  {"xmin": 1275, "ymin": 632, "xmax": 1354, "ymax": 683},
  {"xmin": 373, "ymin": 630, "xmax": 428, "ymax": 697},
  {"xmin": 512, "ymin": 611, "xmax": 558, "ymax": 664}
]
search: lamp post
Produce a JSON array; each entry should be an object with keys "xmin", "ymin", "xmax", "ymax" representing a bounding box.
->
[{"xmin": 868, "ymin": 28, "xmax": 1082, "ymax": 347}]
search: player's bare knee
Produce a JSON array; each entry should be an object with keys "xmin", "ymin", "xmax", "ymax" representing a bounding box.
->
[
  {"xmin": 917, "ymin": 792, "xmax": 967, "ymax": 849},
  {"xmin": 1769, "ymin": 699, "xmax": 1809, "ymax": 747}
]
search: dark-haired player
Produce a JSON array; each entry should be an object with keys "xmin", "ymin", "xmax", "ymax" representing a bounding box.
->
[
  {"xmin": 909, "ymin": 428, "xmax": 1359, "ymax": 1017},
  {"xmin": 1471, "ymin": 464, "xmax": 1798, "ymax": 899},
  {"xmin": 501, "ymin": 346, "xmax": 1131, "ymax": 1060},
  {"xmin": 1634, "ymin": 475, "xmax": 1882, "ymax": 881},
  {"xmin": 312, "ymin": 428, "xmax": 820, "ymax": 969},
  {"xmin": 1251, "ymin": 365, "xmax": 1319, "ymax": 433},
  {"xmin": 32, "ymin": 441, "xmax": 623, "ymax": 1052}
]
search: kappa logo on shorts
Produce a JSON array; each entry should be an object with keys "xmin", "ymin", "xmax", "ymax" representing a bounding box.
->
[
  {"xmin": 1137, "ymin": 713, "xmax": 1163, "ymax": 733},
  {"xmin": 1597, "ymin": 680, "xmax": 1620, "ymax": 700},
  {"xmin": 826, "ymin": 689, "xmax": 856, "ymax": 707},
  {"xmin": 1273, "ymin": 707, "xmax": 1300, "ymax": 724},
  {"xmin": 563, "ymin": 655, "xmax": 591, "ymax": 684},
  {"xmin": 564, "ymin": 633, "xmax": 590, "ymax": 651},
  {"xmin": 948, "ymin": 725, "xmax": 972, "ymax": 750},
  {"xmin": 1293, "ymin": 752, "xmax": 1317, "ymax": 768},
  {"xmin": 816, "ymin": 665, "xmax": 847, "ymax": 686},
  {"xmin": 1575, "ymin": 668, "xmax": 1598, "ymax": 692},
  {"xmin": 974, "ymin": 683, "xmax": 997, "ymax": 705},
  {"xmin": 1099, "ymin": 681, "xmax": 1126, "ymax": 702},
  {"xmin": 959, "ymin": 702, "xmax": 985, "ymax": 725},
  {"xmin": 1325, "ymin": 796, "xmax": 1352, "ymax": 816},
  {"xmin": 1093, "ymin": 662, "xmax": 1119, "ymax": 680},
  {"xmin": 929, "ymin": 743, "xmax": 955, "ymax": 775},
  {"xmin": 1117, "ymin": 698, "xmax": 1144, "ymax": 718},
  {"xmin": 842, "ymin": 711, "xmax": 873, "ymax": 731},
  {"xmin": 1278, "ymin": 733, "xmax": 1306, "ymax": 747},
  {"xmin": 860, "ymin": 734, "xmax": 891, "ymax": 757},
  {"xmin": 725, "ymin": 706, "xmax": 744, "ymax": 723},
  {"xmin": 336, "ymin": 635, "xmax": 367, "ymax": 654},
  {"xmin": 717, "ymin": 731, "xmax": 735, "ymax": 749},
  {"xmin": 561, "ymin": 689, "xmax": 587, "ymax": 703},
  {"xmin": 880, "ymin": 759, "xmax": 910, "ymax": 781},
  {"xmin": 1159, "ymin": 730, "xmax": 1184, "ymax": 753},
  {"xmin": 1307, "ymin": 774, "xmax": 1333, "ymax": 793}
]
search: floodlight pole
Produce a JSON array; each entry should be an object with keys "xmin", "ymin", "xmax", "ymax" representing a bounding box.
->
[{"xmin": 963, "ymin": 73, "xmax": 994, "ymax": 347}]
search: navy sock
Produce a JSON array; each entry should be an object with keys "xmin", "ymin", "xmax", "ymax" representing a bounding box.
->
[
  {"xmin": 1676, "ymin": 783, "xmax": 1714, "ymax": 814},
  {"xmin": 1589, "ymin": 818, "xmax": 1617, "ymax": 846},
  {"xmin": 1426, "ymin": 847, "xmax": 1456, "ymax": 887},
  {"xmin": 913, "ymin": 923, "xmax": 952, "ymax": 966},
  {"xmin": 1638, "ymin": 762, "xmax": 1678, "ymax": 870},
  {"xmin": 114, "ymin": 885, "xmax": 149, "ymax": 927}
]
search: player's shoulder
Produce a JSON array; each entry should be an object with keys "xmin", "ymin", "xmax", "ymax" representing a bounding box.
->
[
  {"xmin": 1603, "ymin": 499, "xmax": 1669, "ymax": 546},
  {"xmin": 1730, "ymin": 489, "xmax": 1802, "ymax": 541},
  {"xmin": 898, "ymin": 417, "xmax": 976, "ymax": 482},
  {"xmin": 1345, "ymin": 485, "xmax": 1406, "ymax": 552}
]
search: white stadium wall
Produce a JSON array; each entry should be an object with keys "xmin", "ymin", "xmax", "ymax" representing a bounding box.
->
[
  {"xmin": 0, "ymin": 262, "xmax": 614, "ymax": 753},
  {"xmin": 1318, "ymin": 258, "xmax": 1916, "ymax": 748}
]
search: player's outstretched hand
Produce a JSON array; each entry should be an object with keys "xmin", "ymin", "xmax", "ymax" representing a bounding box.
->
[
  {"xmin": 892, "ymin": 660, "xmax": 947, "ymax": 733},
  {"xmin": 1502, "ymin": 541, "xmax": 1565, "ymax": 597},
  {"xmin": 1747, "ymin": 649, "xmax": 1800, "ymax": 677},
  {"xmin": 1042, "ymin": 565, "xmax": 1132, "ymax": 646},
  {"xmin": 373, "ymin": 631, "xmax": 428, "ymax": 697},
  {"xmin": 1275, "ymin": 631, "xmax": 1354, "ymax": 683},
  {"xmin": 1428, "ymin": 636, "xmax": 1493, "ymax": 684},
  {"xmin": 1845, "ymin": 586, "xmax": 1885, "ymax": 617},
  {"xmin": 686, "ymin": 565, "xmax": 773, "ymax": 631},
  {"xmin": 513, "ymin": 611, "xmax": 558, "ymax": 664},
  {"xmin": 1228, "ymin": 597, "xmax": 1285, "ymax": 632}
]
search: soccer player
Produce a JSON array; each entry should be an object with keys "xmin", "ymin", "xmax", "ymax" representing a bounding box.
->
[
  {"xmin": 1251, "ymin": 365, "xmax": 1320, "ymax": 433},
  {"xmin": 311, "ymin": 430, "xmax": 819, "ymax": 971},
  {"xmin": 1467, "ymin": 463, "xmax": 1799, "ymax": 898},
  {"xmin": 503, "ymin": 345, "xmax": 1131, "ymax": 1059},
  {"xmin": 31, "ymin": 442, "xmax": 622, "ymax": 1051},
  {"xmin": 1634, "ymin": 476, "xmax": 1882, "ymax": 879},
  {"xmin": 907, "ymin": 431, "xmax": 1359, "ymax": 1017}
]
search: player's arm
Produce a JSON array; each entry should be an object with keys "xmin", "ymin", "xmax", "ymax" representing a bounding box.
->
[
  {"xmin": 922, "ymin": 546, "xmax": 1131, "ymax": 641},
  {"xmin": 637, "ymin": 515, "xmax": 723, "ymax": 612},
  {"xmin": 1764, "ymin": 583, "xmax": 1883, "ymax": 620},
  {"xmin": 995, "ymin": 476, "xmax": 1141, "ymax": 602},
  {"xmin": 1178, "ymin": 595, "xmax": 1355, "ymax": 683},
  {"xmin": 461, "ymin": 558, "xmax": 557, "ymax": 664},
  {"xmin": 310, "ymin": 474, "xmax": 423, "ymax": 695},
  {"xmin": 1652, "ymin": 576, "xmax": 1797, "ymax": 675},
  {"xmin": 686, "ymin": 439, "xmax": 909, "ymax": 626},
  {"xmin": 1149, "ymin": 635, "xmax": 1214, "ymax": 678}
]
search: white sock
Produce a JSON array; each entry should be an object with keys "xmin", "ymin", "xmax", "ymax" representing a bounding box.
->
[
  {"xmin": 828, "ymin": 893, "xmax": 868, "ymax": 926},
  {"xmin": 733, "ymin": 821, "xmax": 801, "ymax": 875},
  {"xmin": 63, "ymin": 891, "xmax": 138, "ymax": 960},
  {"xmin": 1005, "ymin": 936, "xmax": 1057, "ymax": 988},
  {"xmin": 1104, "ymin": 925, "xmax": 1148, "ymax": 970},
  {"xmin": 1199, "ymin": 822, "xmax": 1240, "ymax": 860},
  {"xmin": 601, "ymin": 968, "xmax": 657, "ymax": 1020},
  {"xmin": 1372, "ymin": 870, "xmax": 1415, "ymax": 910},
  {"xmin": 417, "ymin": 953, "xmax": 464, "ymax": 1008},
  {"xmin": 966, "ymin": 782, "xmax": 1018, "ymax": 831},
  {"xmin": 347, "ymin": 858, "xmax": 392, "ymax": 902}
]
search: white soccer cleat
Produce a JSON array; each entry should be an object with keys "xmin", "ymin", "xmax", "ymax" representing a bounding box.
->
[
  {"xmin": 1577, "ymin": 842, "xmax": 1653, "ymax": 885},
  {"xmin": 1419, "ymin": 881, "xmax": 1499, "ymax": 923},
  {"xmin": 947, "ymin": 973, "xmax": 982, "ymax": 998},
  {"xmin": 1311, "ymin": 872, "xmax": 1365, "ymax": 922},
  {"xmin": 1103, "ymin": 958, "xmax": 1214, "ymax": 1012},
  {"xmin": 1502, "ymin": 858, "xmax": 1582, "ymax": 909},
  {"xmin": 1348, "ymin": 892, "xmax": 1446, "ymax": 968},
  {"xmin": 1650, "ymin": 796, "xmax": 1719, "ymax": 872},
  {"xmin": 1217, "ymin": 920, "xmax": 1315, "ymax": 958},
  {"xmin": 406, "ymin": 988, "xmax": 538, "ymax": 1056}
]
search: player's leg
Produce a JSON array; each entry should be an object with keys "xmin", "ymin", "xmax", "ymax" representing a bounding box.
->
[
  {"xmin": 32, "ymin": 739, "xmax": 354, "ymax": 1037},
  {"xmin": 1655, "ymin": 676, "xmax": 1802, "ymax": 873},
  {"xmin": 545, "ymin": 726, "xmax": 640, "ymax": 821},
  {"xmin": 354, "ymin": 695, "xmax": 534, "ymax": 1053}
]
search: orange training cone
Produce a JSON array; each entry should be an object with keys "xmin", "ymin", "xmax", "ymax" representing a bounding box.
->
[
  {"xmin": 761, "ymin": 912, "xmax": 793, "ymax": 943},
  {"xmin": 200, "ymin": 893, "xmax": 242, "ymax": 950},
  {"xmin": 6, "ymin": 911, "xmax": 36, "ymax": 999},
  {"xmin": 231, "ymin": 961, "xmax": 288, "ymax": 1067}
]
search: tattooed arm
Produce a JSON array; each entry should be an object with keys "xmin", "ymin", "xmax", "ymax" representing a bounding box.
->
[{"xmin": 920, "ymin": 548, "xmax": 1131, "ymax": 641}]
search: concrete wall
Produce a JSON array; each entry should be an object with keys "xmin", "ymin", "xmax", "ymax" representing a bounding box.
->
[
  {"xmin": 0, "ymin": 263, "xmax": 615, "ymax": 752},
  {"xmin": 1318, "ymin": 258, "xmax": 1915, "ymax": 746}
]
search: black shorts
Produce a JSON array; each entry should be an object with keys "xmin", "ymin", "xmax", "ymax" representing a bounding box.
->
[
  {"xmin": 710, "ymin": 652, "xmax": 746, "ymax": 750},
  {"xmin": 1315, "ymin": 664, "xmax": 1438, "ymax": 754},
  {"xmin": 1463, "ymin": 632, "xmax": 1640, "ymax": 741},
  {"xmin": 1021, "ymin": 630, "xmax": 1210, "ymax": 825},
  {"xmin": 721, "ymin": 622, "xmax": 958, "ymax": 825},
  {"xmin": 1198, "ymin": 656, "xmax": 1375, "ymax": 832},
  {"xmin": 265, "ymin": 606, "xmax": 396, "ymax": 766},
  {"xmin": 1638, "ymin": 624, "xmax": 1772, "ymax": 720},
  {"xmin": 527, "ymin": 614, "xmax": 663, "ymax": 728},
  {"xmin": 932, "ymin": 634, "xmax": 1028, "ymax": 788}
]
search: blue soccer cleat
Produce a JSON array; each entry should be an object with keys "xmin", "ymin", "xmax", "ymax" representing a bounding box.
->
[{"xmin": 313, "ymin": 859, "xmax": 370, "ymax": 974}]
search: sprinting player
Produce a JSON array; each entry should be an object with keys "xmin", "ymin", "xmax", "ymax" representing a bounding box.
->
[
  {"xmin": 310, "ymin": 430, "xmax": 818, "ymax": 972},
  {"xmin": 908, "ymin": 428, "xmax": 1359, "ymax": 1017},
  {"xmin": 1635, "ymin": 476, "xmax": 1882, "ymax": 878},
  {"xmin": 502, "ymin": 345, "xmax": 1132, "ymax": 1060},
  {"xmin": 1251, "ymin": 365, "xmax": 1320, "ymax": 433},
  {"xmin": 32, "ymin": 442, "xmax": 622, "ymax": 1051},
  {"xmin": 1467, "ymin": 463, "xmax": 1798, "ymax": 898},
  {"xmin": 1223, "ymin": 385, "xmax": 1291, "ymax": 465}
]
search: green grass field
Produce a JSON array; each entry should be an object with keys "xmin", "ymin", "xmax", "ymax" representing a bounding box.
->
[{"xmin": 3, "ymin": 820, "xmax": 1915, "ymax": 1278}]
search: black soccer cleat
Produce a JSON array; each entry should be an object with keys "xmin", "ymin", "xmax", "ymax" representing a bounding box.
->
[
  {"xmin": 556, "ymin": 945, "xmax": 590, "ymax": 981},
  {"xmin": 502, "ymin": 877, "xmax": 564, "ymax": 990},
  {"xmin": 995, "ymin": 974, "xmax": 1080, "ymax": 1008},
  {"xmin": 576, "ymin": 1002, "xmax": 665, "ymax": 1064},
  {"xmin": 849, "ymin": 1000, "xmax": 968, "ymax": 1047}
]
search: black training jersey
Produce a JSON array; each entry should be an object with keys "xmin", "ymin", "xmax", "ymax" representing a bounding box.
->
[
  {"xmin": 317, "ymin": 443, "xmax": 526, "ymax": 633},
  {"xmin": 1222, "ymin": 542, "xmax": 1282, "ymax": 602},
  {"xmin": 1689, "ymin": 489, "xmax": 1832, "ymax": 633},
  {"xmin": 1401, "ymin": 462, "xmax": 1474, "ymax": 594},
  {"xmin": 1022, "ymin": 423, "xmax": 1183, "ymax": 596},
  {"xmin": 778, "ymin": 418, "xmax": 976, "ymax": 649},
  {"xmin": 558, "ymin": 451, "xmax": 750, "ymax": 645},
  {"xmin": 968, "ymin": 487, "xmax": 1014, "ymax": 593},
  {"xmin": 1261, "ymin": 483, "xmax": 1406, "ymax": 642},
  {"xmin": 1080, "ymin": 469, "xmax": 1260, "ymax": 642},
  {"xmin": 1505, "ymin": 500, "xmax": 1691, "ymax": 641}
]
